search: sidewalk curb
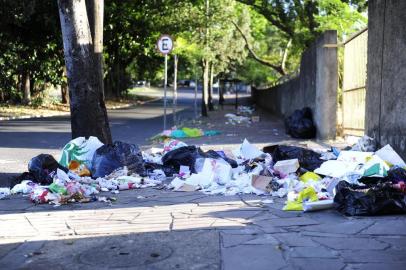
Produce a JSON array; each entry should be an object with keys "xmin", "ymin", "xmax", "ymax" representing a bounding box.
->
[{"xmin": 0, "ymin": 96, "xmax": 161, "ymax": 122}]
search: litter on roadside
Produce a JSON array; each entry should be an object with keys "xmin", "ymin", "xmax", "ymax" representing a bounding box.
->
[{"xmin": 7, "ymin": 135, "xmax": 406, "ymax": 216}]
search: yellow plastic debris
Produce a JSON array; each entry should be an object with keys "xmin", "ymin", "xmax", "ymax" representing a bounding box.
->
[
  {"xmin": 283, "ymin": 187, "xmax": 318, "ymax": 211},
  {"xmin": 299, "ymin": 172, "xmax": 321, "ymax": 183}
]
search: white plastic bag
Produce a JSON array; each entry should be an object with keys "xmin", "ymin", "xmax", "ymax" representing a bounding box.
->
[{"xmin": 59, "ymin": 136, "xmax": 104, "ymax": 170}]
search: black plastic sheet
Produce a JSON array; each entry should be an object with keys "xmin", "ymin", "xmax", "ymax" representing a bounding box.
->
[
  {"xmin": 92, "ymin": 141, "xmax": 145, "ymax": 178},
  {"xmin": 264, "ymin": 145, "xmax": 323, "ymax": 171},
  {"xmin": 28, "ymin": 154, "xmax": 68, "ymax": 185},
  {"xmin": 334, "ymin": 181, "xmax": 406, "ymax": 216},
  {"xmin": 284, "ymin": 107, "xmax": 316, "ymax": 139}
]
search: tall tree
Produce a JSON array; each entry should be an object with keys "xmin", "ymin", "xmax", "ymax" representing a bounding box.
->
[{"xmin": 57, "ymin": 0, "xmax": 112, "ymax": 144}]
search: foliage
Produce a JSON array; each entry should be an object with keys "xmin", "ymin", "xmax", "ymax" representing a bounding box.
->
[
  {"xmin": 0, "ymin": 0, "xmax": 64, "ymax": 102},
  {"xmin": 0, "ymin": 0, "xmax": 369, "ymax": 103}
]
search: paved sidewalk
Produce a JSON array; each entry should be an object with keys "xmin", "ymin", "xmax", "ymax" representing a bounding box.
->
[
  {"xmin": 1, "ymin": 104, "xmax": 405, "ymax": 269},
  {"xmin": 1, "ymin": 188, "xmax": 406, "ymax": 269}
]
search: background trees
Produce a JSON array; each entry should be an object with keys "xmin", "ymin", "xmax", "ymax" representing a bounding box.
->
[{"xmin": 0, "ymin": 0, "xmax": 367, "ymax": 106}]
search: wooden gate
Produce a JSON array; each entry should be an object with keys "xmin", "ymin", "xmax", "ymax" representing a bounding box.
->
[{"xmin": 342, "ymin": 28, "xmax": 368, "ymax": 136}]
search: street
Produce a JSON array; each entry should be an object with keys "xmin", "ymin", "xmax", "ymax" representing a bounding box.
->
[{"xmin": 0, "ymin": 88, "xmax": 200, "ymax": 186}]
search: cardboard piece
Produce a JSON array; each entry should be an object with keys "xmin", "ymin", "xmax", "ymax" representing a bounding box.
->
[
  {"xmin": 251, "ymin": 175, "xmax": 272, "ymax": 191},
  {"xmin": 337, "ymin": 151, "xmax": 373, "ymax": 163},
  {"xmin": 314, "ymin": 160, "xmax": 360, "ymax": 178},
  {"xmin": 177, "ymin": 183, "xmax": 197, "ymax": 192},
  {"xmin": 375, "ymin": 144, "xmax": 406, "ymax": 167}
]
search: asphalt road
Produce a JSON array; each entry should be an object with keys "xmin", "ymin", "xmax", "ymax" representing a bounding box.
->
[{"xmin": 0, "ymin": 88, "xmax": 201, "ymax": 185}]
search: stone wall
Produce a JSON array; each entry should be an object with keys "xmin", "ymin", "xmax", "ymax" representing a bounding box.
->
[
  {"xmin": 252, "ymin": 30, "xmax": 338, "ymax": 140},
  {"xmin": 366, "ymin": 0, "xmax": 406, "ymax": 158}
]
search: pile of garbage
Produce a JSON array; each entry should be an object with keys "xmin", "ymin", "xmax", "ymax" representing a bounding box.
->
[
  {"xmin": 3, "ymin": 135, "xmax": 406, "ymax": 216},
  {"xmin": 152, "ymin": 127, "xmax": 221, "ymax": 140},
  {"xmin": 6, "ymin": 137, "xmax": 160, "ymax": 206}
]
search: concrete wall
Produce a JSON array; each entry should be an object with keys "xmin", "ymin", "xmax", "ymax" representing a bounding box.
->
[
  {"xmin": 252, "ymin": 30, "xmax": 338, "ymax": 140},
  {"xmin": 366, "ymin": 0, "xmax": 406, "ymax": 159}
]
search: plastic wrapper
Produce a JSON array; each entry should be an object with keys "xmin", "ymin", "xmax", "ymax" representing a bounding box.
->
[
  {"xmin": 334, "ymin": 181, "xmax": 406, "ymax": 216},
  {"xmin": 303, "ymin": 200, "xmax": 334, "ymax": 212},
  {"xmin": 91, "ymin": 141, "xmax": 145, "ymax": 178}
]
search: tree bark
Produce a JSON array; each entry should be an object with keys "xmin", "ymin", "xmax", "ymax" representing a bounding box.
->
[
  {"xmin": 21, "ymin": 71, "xmax": 31, "ymax": 105},
  {"xmin": 58, "ymin": 0, "xmax": 112, "ymax": 144},
  {"xmin": 201, "ymin": 59, "xmax": 209, "ymax": 117},
  {"xmin": 208, "ymin": 62, "xmax": 214, "ymax": 111},
  {"xmin": 61, "ymin": 67, "xmax": 69, "ymax": 104},
  {"xmin": 219, "ymin": 79, "xmax": 225, "ymax": 110}
]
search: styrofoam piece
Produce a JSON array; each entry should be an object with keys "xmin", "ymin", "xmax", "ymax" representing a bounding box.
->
[{"xmin": 274, "ymin": 159, "xmax": 299, "ymax": 174}]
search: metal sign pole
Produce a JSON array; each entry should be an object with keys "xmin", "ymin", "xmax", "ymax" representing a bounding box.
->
[
  {"xmin": 194, "ymin": 67, "xmax": 198, "ymax": 119},
  {"xmin": 173, "ymin": 54, "xmax": 178, "ymax": 126},
  {"xmin": 163, "ymin": 54, "xmax": 168, "ymax": 130}
]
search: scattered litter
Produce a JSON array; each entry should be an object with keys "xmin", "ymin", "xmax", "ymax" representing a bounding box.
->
[
  {"xmin": 350, "ymin": 135, "xmax": 376, "ymax": 152},
  {"xmin": 9, "ymin": 134, "xmax": 406, "ymax": 217},
  {"xmin": 0, "ymin": 188, "xmax": 11, "ymax": 199},
  {"xmin": 262, "ymin": 199, "xmax": 274, "ymax": 204},
  {"xmin": 153, "ymin": 127, "xmax": 220, "ymax": 140},
  {"xmin": 225, "ymin": 113, "xmax": 251, "ymax": 125}
]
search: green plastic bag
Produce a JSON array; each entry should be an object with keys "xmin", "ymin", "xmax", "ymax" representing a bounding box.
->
[{"xmin": 59, "ymin": 136, "xmax": 103, "ymax": 170}]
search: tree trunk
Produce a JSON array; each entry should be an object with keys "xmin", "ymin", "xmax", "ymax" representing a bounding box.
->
[
  {"xmin": 21, "ymin": 71, "xmax": 31, "ymax": 105},
  {"xmin": 219, "ymin": 79, "xmax": 225, "ymax": 110},
  {"xmin": 61, "ymin": 66, "xmax": 69, "ymax": 104},
  {"xmin": 201, "ymin": 59, "xmax": 209, "ymax": 117},
  {"xmin": 57, "ymin": 0, "xmax": 112, "ymax": 144},
  {"xmin": 208, "ymin": 63, "xmax": 214, "ymax": 111}
]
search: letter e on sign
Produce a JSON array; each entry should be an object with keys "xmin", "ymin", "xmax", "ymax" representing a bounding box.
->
[{"xmin": 157, "ymin": 35, "xmax": 173, "ymax": 55}]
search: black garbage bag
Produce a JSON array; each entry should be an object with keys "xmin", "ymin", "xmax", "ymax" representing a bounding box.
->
[
  {"xmin": 91, "ymin": 141, "xmax": 145, "ymax": 178},
  {"xmin": 387, "ymin": 166, "xmax": 406, "ymax": 184},
  {"xmin": 202, "ymin": 150, "xmax": 238, "ymax": 168},
  {"xmin": 28, "ymin": 154, "xmax": 68, "ymax": 185},
  {"xmin": 162, "ymin": 146, "xmax": 201, "ymax": 174},
  {"xmin": 334, "ymin": 181, "xmax": 406, "ymax": 216},
  {"xmin": 284, "ymin": 107, "xmax": 316, "ymax": 139},
  {"xmin": 161, "ymin": 146, "xmax": 239, "ymax": 175},
  {"xmin": 264, "ymin": 145, "xmax": 323, "ymax": 171},
  {"xmin": 144, "ymin": 162, "xmax": 177, "ymax": 177}
]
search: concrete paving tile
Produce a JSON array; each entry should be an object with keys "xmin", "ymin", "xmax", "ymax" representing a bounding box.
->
[
  {"xmin": 303, "ymin": 220, "xmax": 374, "ymax": 234},
  {"xmin": 340, "ymin": 250, "xmax": 406, "ymax": 263},
  {"xmin": 267, "ymin": 217, "xmax": 320, "ymax": 227},
  {"xmin": 273, "ymin": 233, "xmax": 319, "ymax": 247},
  {"xmin": 290, "ymin": 258, "xmax": 345, "ymax": 270},
  {"xmin": 1, "ymin": 230, "xmax": 221, "ymax": 270},
  {"xmin": 222, "ymin": 244, "xmax": 286, "ymax": 270},
  {"xmin": 244, "ymin": 234, "xmax": 280, "ymax": 245},
  {"xmin": 361, "ymin": 220, "xmax": 406, "ymax": 235},
  {"xmin": 251, "ymin": 220, "xmax": 288, "ymax": 233},
  {"xmin": 345, "ymin": 263, "xmax": 406, "ymax": 270},
  {"xmin": 376, "ymin": 237, "xmax": 406, "ymax": 250},
  {"xmin": 312, "ymin": 237, "xmax": 389, "ymax": 250},
  {"xmin": 288, "ymin": 246, "xmax": 337, "ymax": 258},
  {"xmin": 221, "ymin": 233, "xmax": 256, "ymax": 248}
]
